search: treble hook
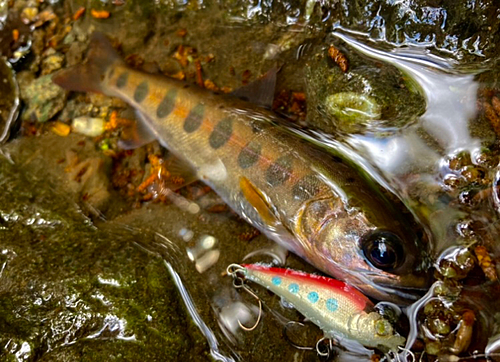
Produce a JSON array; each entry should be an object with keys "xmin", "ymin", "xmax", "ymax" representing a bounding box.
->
[
  {"xmin": 283, "ymin": 321, "xmax": 334, "ymax": 357},
  {"xmin": 397, "ymin": 345, "xmax": 416, "ymax": 362},
  {"xmin": 237, "ymin": 285, "xmax": 262, "ymax": 331},
  {"xmin": 316, "ymin": 337, "xmax": 334, "ymax": 358},
  {"xmin": 282, "ymin": 321, "xmax": 315, "ymax": 351},
  {"xmin": 226, "ymin": 264, "xmax": 263, "ymax": 331}
]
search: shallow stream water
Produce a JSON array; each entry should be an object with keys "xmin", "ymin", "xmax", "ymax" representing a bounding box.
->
[{"xmin": 2, "ymin": 0, "xmax": 500, "ymax": 361}]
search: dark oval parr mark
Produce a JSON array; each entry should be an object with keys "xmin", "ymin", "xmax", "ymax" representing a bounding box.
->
[
  {"xmin": 157, "ymin": 89, "xmax": 178, "ymax": 118},
  {"xmin": 116, "ymin": 72, "xmax": 129, "ymax": 88},
  {"xmin": 238, "ymin": 140, "xmax": 261, "ymax": 169},
  {"xmin": 209, "ymin": 118, "xmax": 233, "ymax": 149},
  {"xmin": 292, "ymin": 174, "xmax": 320, "ymax": 201},
  {"xmin": 266, "ymin": 155, "xmax": 293, "ymax": 187},
  {"xmin": 183, "ymin": 104, "xmax": 204, "ymax": 133},
  {"xmin": 134, "ymin": 81, "xmax": 149, "ymax": 103}
]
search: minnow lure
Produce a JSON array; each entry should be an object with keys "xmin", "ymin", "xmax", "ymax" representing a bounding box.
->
[
  {"xmin": 227, "ymin": 263, "xmax": 406, "ymax": 353},
  {"xmin": 53, "ymin": 32, "xmax": 429, "ymax": 303}
]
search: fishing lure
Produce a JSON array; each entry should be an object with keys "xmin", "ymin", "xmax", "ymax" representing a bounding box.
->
[{"xmin": 227, "ymin": 263, "xmax": 406, "ymax": 354}]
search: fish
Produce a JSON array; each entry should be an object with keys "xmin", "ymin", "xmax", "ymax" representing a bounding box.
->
[
  {"xmin": 227, "ymin": 263, "xmax": 406, "ymax": 354},
  {"xmin": 52, "ymin": 32, "xmax": 430, "ymax": 303}
]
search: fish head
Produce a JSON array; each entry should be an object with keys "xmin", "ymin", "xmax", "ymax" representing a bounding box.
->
[{"xmin": 296, "ymin": 197, "xmax": 431, "ymax": 304}]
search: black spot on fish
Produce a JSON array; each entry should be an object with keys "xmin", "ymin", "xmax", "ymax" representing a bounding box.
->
[
  {"xmin": 292, "ymin": 174, "xmax": 320, "ymax": 201},
  {"xmin": 238, "ymin": 140, "xmax": 261, "ymax": 169},
  {"xmin": 209, "ymin": 118, "xmax": 233, "ymax": 149},
  {"xmin": 183, "ymin": 104, "xmax": 204, "ymax": 133},
  {"xmin": 116, "ymin": 72, "xmax": 129, "ymax": 88},
  {"xmin": 183, "ymin": 84, "xmax": 190, "ymax": 89},
  {"xmin": 346, "ymin": 177, "xmax": 355, "ymax": 183},
  {"xmin": 134, "ymin": 81, "xmax": 149, "ymax": 103},
  {"xmin": 157, "ymin": 89, "xmax": 177, "ymax": 118},
  {"xmin": 266, "ymin": 155, "xmax": 293, "ymax": 187}
]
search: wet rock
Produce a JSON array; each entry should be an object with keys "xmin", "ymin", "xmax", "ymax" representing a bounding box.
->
[
  {"xmin": 0, "ymin": 135, "xmax": 208, "ymax": 361},
  {"xmin": 0, "ymin": 57, "xmax": 20, "ymax": 143},
  {"xmin": 474, "ymin": 148, "xmax": 498, "ymax": 169},
  {"xmin": 20, "ymin": 73, "xmax": 67, "ymax": 123},
  {"xmin": 428, "ymin": 317, "xmax": 451, "ymax": 336},
  {"xmin": 58, "ymin": 97, "xmax": 94, "ymax": 122},
  {"xmin": 21, "ymin": 6, "xmax": 38, "ymax": 23},
  {"xmin": 425, "ymin": 341, "xmax": 441, "ymax": 356},
  {"xmin": 305, "ymin": 41, "xmax": 425, "ymax": 134},
  {"xmin": 330, "ymin": 0, "xmax": 500, "ymax": 63},
  {"xmin": 41, "ymin": 48, "xmax": 64, "ymax": 75},
  {"xmin": 63, "ymin": 148, "xmax": 111, "ymax": 212},
  {"xmin": 65, "ymin": 40, "xmax": 86, "ymax": 67},
  {"xmin": 436, "ymin": 247, "xmax": 475, "ymax": 280},
  {"xmin": 0, "ymin": 10, "xmax": 31, "ymax": 62},
  {"xmin": 72, "ymin": 116, "xmax": 105, "ymax": 137}
]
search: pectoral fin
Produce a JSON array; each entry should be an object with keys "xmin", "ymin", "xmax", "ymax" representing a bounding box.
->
[
  {"xmin": 240, "ymin": 177, "xmax": 305, "ymax": 258},
  {"xmin": 240, "ymin": 176, "xmax": 279, "ymax": 226}
]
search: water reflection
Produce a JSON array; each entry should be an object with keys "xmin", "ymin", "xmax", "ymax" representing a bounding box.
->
[
  {"xmin": 332, "ymin": 31, "xmax": 480, "ymax": 172},
  {"xmin": 164, "ymin": 261, "xmax": 236, "ymax": 362}
]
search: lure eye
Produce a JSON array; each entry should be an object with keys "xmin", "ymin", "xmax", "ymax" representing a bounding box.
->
[{"xmin": 361, "ymin": 231, "xmax": 404, "ymax": 272}]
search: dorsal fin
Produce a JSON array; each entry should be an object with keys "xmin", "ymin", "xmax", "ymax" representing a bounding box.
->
[{"xmin": 230, "ymin": 66, "xmax": 279, "ymax": 108}]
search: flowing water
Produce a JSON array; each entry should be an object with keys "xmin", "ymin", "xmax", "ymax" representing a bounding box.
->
[{"xmin": 1, "ymin": 0, "xmax": 500, "ymax": 361}]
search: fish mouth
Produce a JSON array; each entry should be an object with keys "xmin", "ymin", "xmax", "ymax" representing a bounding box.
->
[
  {"xmin": 354, "ymin": 271, "xmax": 433, "ymax": 304},
  {"xmin": 372, "ymin": 275, "xmax": 432, "ymax": 305},
  {"xmin": 372, "ymin": 283, "xmax": 430, "ymax": 303}
]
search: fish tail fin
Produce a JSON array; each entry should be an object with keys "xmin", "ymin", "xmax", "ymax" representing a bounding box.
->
[{"xmin": 52, "ymin": 32, "xmax": 123, "ymax": 94}]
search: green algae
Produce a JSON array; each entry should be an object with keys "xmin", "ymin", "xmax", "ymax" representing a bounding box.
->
[
  {"xmin": 0, "ymin": 135, "xmax": 208, "ymax": 361},
  {"xmin": 20, "ymin": 74, "xmax": 67, "ymax": 123},
  {"xmin": 325, "ymin": 92, "xmax": 382, "ymax": 125}
]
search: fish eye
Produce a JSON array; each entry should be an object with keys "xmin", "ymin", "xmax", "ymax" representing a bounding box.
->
[{"xmin": 361, "ymin": 231, "xmax": 404, "ymax": 272}]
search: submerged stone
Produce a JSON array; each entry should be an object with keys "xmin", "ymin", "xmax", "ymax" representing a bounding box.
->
[
  {"xmin": 0, "ymin": 134, "xmax": 208, "ymax": 361},
  {"xmin": 72, "ymin": 116, "xmax": 105, "ymax": 137},
  {"xmin": 20, "ymin": 74, "xmax": 67, "ymax": 123}
]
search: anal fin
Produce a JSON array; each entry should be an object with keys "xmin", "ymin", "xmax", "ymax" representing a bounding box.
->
[
  {"xmin": 118, "ymin": 110, "xmax": 158, "ymax": 150},
  {"xmin": 164, "ymin": 153, "xmax": 198, "ymax": 191}
]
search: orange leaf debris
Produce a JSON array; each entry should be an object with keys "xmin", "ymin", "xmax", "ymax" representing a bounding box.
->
[
  {"xmin": 73, "ymin": 7, "xmax": 86, "ymax": 21},
  {"xmin": 91, "ymin": 9, "xmax": 110, "ymax": 19}
]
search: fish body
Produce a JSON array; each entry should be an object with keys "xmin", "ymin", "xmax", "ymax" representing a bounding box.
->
[
  {"xmin": 233, "ymin": 264, "xmax": 406, "ymax": 352},
  {"xmin": 53, "ymin": 33, "xmax": 429, "ymax": 303}
]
